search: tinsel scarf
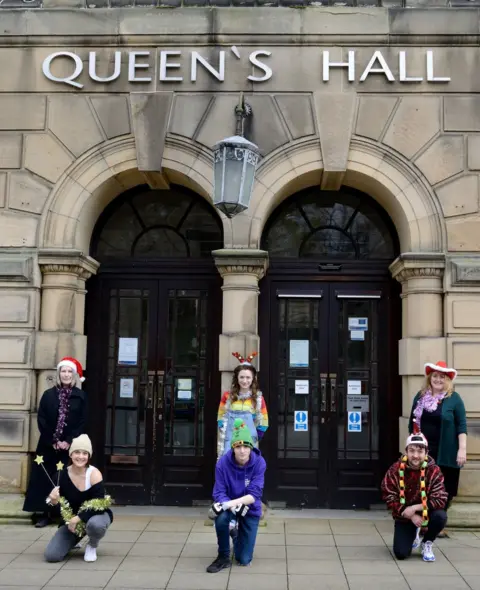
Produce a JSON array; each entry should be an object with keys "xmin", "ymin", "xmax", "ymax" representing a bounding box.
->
[
  {"xmin": 59, "ymin": 495, "xmax": 112, "ymax": 537},
  {"xmin": 399, "ymin": 456, "xmax": 429, "ymax": 526}
]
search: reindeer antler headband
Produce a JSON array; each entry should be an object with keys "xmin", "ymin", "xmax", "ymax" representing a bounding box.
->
[{"xmin": 232, "ymin": 351, "xmax": 258, "ymax": 366}]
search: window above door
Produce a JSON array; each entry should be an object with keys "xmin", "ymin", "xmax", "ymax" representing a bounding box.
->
[
  {"xmin": 262, "ymin": 187, "xmax": 398, "ymax": 260},
  {"xmin": 91, "ymin": 185, "xmax": 223, "ymax": 261}
]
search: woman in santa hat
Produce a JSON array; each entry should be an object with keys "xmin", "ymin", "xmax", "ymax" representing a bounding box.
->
[
  {"xmin": 408, "ymin": 360, "xmax": 468, "ymax": 535},
  {"xmin": 23, "ymin": 358, "xmax": 88, "ymax": 528}
]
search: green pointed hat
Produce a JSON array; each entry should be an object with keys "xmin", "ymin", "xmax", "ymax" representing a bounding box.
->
[{"xmin": 231, "ymin": 418, "xmax": 254, "ymax": 449}]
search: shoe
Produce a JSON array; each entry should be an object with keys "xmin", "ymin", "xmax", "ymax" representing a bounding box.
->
[
  {"xmin": 412, "ymin": 527, "xmax": 421, "ymax": 550},
  {"xmin": 422, "ymin": 541, "xmax": 435, "ymax": 562},
  {"xmin": 437, "ymin": 529, "xmax": 449, "ymax": 538},
  {"xmin": 206, "ymin": 555, "xmax": 231, "ymax": 573},
  {"xmin": 34, "ymin": 516, "xmax": 51, "ymax": 528},
  {"xmin": 84, "ymin": 544, "xmax": 97, "ymax": 562}
]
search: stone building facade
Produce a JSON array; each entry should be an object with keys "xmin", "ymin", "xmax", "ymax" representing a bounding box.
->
[{"xmin": 0, "ymin": 3, "xmax": 479, "ymax": 522}]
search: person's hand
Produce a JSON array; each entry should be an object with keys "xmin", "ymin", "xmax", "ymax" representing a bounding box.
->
[
  {"xmin": 232, "ymin": 504, "xmax": 249, "ymax": 518},
  {"xmin": 210, "ymin": 502, "xmax": 224, "ymax": 517},
  {"xmin": 457, "ymin": 449, "xmax": 467, "ymax": 467},
  {"xmin": 402, "ymin": 505, "xmax": 415, "ymax": 519},
  {"xmin": 48, "ymin": 486, "xmax": 60, "ymax": 503},
  {"xmin": 67, "ymin": 516, "xmax": 81, "ymax": 533},
  {"xmin": 411, "ymin": 514, "xmax": 423, "ymax": 527},
  {"xmin": 221, "ymin": 501, "xmax": 232, "ymax": 511}
]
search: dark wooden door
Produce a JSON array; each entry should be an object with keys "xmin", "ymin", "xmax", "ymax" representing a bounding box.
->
[
  {"xmin": 263, "ymin": 280, "xmax": 396, "ymax": 508},
  {"xmin": 88, "ymin": 276, "xmax": 219, "ymax": 505}
]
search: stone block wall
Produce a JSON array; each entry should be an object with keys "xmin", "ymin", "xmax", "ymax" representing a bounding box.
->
[{"xmin": 0, "ymin": 6, "xmax": 478, "ymax": 507}]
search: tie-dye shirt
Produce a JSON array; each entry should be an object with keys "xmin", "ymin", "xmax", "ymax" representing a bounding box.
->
[{"xmin": 217, "ymin": 391, "xmax": 269, "ymax": 438}]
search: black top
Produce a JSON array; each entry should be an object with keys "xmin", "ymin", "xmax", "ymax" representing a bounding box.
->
[
  {"xmin": 419, "ymin": 405, "xmax": 442, "ymax": 460},
  {"xmin": 38, "ymin": 386, "xmax": 88, "ymax": 448},
  {"xmin": 59, "ymin": 469, "xmax": 113, "ymax": 524}
]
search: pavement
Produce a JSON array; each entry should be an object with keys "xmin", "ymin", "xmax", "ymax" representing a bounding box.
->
[{"xmin": 0, "ymin": 510, "xmax": 479, "ymax": 590}]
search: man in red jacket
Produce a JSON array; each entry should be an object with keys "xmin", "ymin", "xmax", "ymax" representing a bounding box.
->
[{"xmin": 382, "ymin": 433, "xmax": 448, "ymax": 562}]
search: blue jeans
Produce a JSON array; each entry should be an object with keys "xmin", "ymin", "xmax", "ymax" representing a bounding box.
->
[{"xmin": 215, "ymin": 510, "xmax": 260, "ymax": 565}]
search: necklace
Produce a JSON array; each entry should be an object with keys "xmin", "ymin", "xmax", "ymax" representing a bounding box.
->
[{"xmin": 399, "ymin": 456, "xmax": 429, "ymax": 526}]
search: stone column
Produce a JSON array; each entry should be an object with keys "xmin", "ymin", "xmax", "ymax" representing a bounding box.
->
[
  {"xmin": 213, "ymin": 249, "xmax": 269, "ymax": 392},
  {"xmin": 390, "ymin": 253, "xmax": 446, "ymax": 445},
  {"xmin": 36, "ymin": 250, "xmax": 99, "ymax": 397}
]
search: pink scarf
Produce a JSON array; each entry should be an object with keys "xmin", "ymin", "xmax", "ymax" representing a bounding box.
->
[{"xmin": 413, "ymin": 389, "xmax": 446, "ymax": 431}]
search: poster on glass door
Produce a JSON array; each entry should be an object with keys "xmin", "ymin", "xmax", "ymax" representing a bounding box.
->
[{"xmin": 289, "ymin": 340, "xmax": 309, "ymax": 368}]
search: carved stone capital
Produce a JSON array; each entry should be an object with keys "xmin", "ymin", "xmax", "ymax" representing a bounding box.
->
[
  {"xmin": 38, "ymin": 249, "xmax": 99, "ymax": 283},
  {"xmin": 390, "ymin": 253, "xmax": 445, "ymax": 296},
  {"xmin": 390, "ymin": 253, "xmax": 445, "ymax": 283},
  {"xmin": 213, "ymin": 249, "xmax": 269, "ymax": 281},
  {"xmin": 394, "ymin": 267, "xmax": 444, "ymax": 284}
]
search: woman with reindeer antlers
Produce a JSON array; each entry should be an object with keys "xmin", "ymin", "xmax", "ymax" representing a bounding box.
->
[{"xmin": 216, "ymin": 352, "xmax": 269, "ymax": 458}]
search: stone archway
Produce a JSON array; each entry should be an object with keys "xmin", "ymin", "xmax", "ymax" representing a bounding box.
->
[
  {"xmin": 39, "ymin": 135, "xmax": 231, "ymax": 253},
  {"xmin": 35, "ymin": 134, "xmax": 229, "ymax": 392},
  {"xmin": 245, "ymin": 136, "xmax": 446, "ymax": 254}
]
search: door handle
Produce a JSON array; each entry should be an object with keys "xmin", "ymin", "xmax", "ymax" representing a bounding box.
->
[
  {"xmin": 320, "ymin": 373, "xmax": 327, "ymax": 412},
  {"xmin": 147, "ymin": 370, "xmax": 155, "ymax": 409},
  {"xmin": 329, "ymin": 373, "xmax": 337, "ymax": 413}
]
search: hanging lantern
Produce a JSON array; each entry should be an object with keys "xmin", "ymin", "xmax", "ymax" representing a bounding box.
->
[{"xmin": 213, "ymin": 135, "xmax": 260, "ymax": 218}]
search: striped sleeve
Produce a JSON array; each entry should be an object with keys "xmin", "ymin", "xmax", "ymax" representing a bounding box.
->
[
  {"xmin": 255, "ymin": 394, "xmax": 269, "ymax": 435},
  {"xmin": 217, "ymin": 391, "xmax": 230, "ymax": 428},
  {"xmin": 427, "ymin": 465, "xmax": 448, "ymax": 511},
  {"xmin": 381, "ymin": 463, "xmax": 404, "ymax": 519}
]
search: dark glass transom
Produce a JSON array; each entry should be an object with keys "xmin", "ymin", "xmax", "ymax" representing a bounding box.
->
[
  {"xmin": 91, "ymin": 185, "xmax": 223, "ymax": 261},
  {"xmin": 262, "ymin": 187, "xmax": 397, "ymax": 260}
]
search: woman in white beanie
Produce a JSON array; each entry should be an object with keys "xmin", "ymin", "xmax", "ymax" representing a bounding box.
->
[
  {"xmin": 23, "ymin": 357, "xmax": 88, "ymax": 528},
  {"xmin": 44, "ymin": 434, "xmax": 113, "ymax": 563}
]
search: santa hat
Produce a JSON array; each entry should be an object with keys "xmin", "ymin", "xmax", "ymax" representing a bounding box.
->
[
  {"xmin": 57, "ymin": 357, "xmax": 85, "ymax": 382},
  {"xmin": 232, "ymin": 351, "xmax": 258, "ymax": 368},
  {"xmin": 405, "ymin": 432, "xmax": 428, "ymax": 450},
  {"xmin": 424, "ymin": 360, "xmax": 457, "ymax": 381}
]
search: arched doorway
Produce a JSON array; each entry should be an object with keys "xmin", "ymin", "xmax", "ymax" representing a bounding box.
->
[
  {"xmin": 259, "ymin": 186, "xmax": 401, "ymax": 509},
  {"xmin": 86, "ymin": 184, "xmax": 223, "ymax": 505}
]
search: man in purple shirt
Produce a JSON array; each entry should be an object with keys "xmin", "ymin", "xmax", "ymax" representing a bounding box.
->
[{"xmin": 207, "ymin": 418, "xmax": 267, "ymax": 573}]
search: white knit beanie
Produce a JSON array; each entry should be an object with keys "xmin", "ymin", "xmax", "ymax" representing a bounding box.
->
[{"xmin": 69, "ymin": 434, "xmax": 93, "ymax": 457}]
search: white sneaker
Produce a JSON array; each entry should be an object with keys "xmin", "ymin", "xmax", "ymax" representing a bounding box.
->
[
  {"xmin": 84, "ymin": 544, "xmax": 97, "ymax": 562},
  {"xmin": 412, "ymin": 527, "xmax": 421, "ymax": 550},
  {"xmin": 421, "ymin": 541, "xmax": 435, "ymax": 562}
]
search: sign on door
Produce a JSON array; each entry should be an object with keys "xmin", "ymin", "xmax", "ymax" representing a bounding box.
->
[
  {"xmin": 294, "ymin": 411, "xmax": 308, "ymax": 432},
  {"xmin": 348, "ymin": 411, "xmax": 362, "ymax": 433}
]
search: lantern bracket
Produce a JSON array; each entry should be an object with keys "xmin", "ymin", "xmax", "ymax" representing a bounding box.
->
[{"xmin": 235, "ymin": 92, "xmax": 252, "ymax": 137}]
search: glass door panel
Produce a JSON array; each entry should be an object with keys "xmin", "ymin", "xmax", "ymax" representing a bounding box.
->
[
  {"xmin": 328, "ymin": 287, "xmax": 383, "ymax": 508},
  {"xmin": 163, "ymin": 289, "xmax": 208, "ymax": 457}
]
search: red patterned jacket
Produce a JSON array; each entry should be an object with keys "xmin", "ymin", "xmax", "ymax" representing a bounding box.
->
[{"xmin": 381, "ymin": 456, "xmax": 448, "ymax": 521}]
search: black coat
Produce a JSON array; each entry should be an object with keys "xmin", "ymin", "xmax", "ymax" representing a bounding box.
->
[{"xmin": 23, "ymin": 386, "xmax": 88, "ymax": 513}]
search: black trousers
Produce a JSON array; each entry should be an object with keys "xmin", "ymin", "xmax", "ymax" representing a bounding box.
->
[{"xmin": 393, "ymin": 509, "xmax": 447, "ymax": 560}]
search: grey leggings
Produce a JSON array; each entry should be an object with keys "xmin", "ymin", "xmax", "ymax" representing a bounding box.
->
[{"xmin": 44, "ymin": 513, "xmax": 111, "ymax": 562}]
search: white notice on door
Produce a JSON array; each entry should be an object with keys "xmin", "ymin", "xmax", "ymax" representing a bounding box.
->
[
  {"xmin": 118, "ymin": 337, "xmax": 138, "ymax": 366},
  {"xmin": 347, "ymin": 380, "xmax": 362, "ymax": 395},
  {"xmin": 120, "ymin": 378, "xmax": 134, "ymax": 398},
  {"xmin": 289, "ymin": 340, "xmax": 309, "ymax": 368},
  {"xmin": 350, "ymin": 330, "xmax": 365, "ymax": 341},
  {"xmin": 295, "ymin": 380, "xmax": 309, "ymax": 394}
]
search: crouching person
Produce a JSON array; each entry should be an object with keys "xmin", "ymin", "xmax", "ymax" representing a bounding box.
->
[
  {"xmin": 44, "ymin": 435, "xmax": 113, "ymax": 563},
  {"xmin": 207, "ymin": 418, "xmax": 266, "ymax": 573},
  {"xmin": 381, "ymin": 433, "xmax": 448, "ymax": 562}
]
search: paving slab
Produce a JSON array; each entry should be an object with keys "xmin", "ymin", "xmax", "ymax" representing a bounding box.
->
[
  {"xmin": 288, "ymin": 573, "xmax": 349, "ymax": 590},
  {"xmin": 347, "ymin": 575, "xmax": 410, "ymax": 590},
  {"xmin": 0, "ymin": 514, "xmax": 478, "ymax": 590}
]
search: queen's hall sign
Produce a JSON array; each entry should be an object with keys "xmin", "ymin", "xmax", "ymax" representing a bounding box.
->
[{"xmin": 42, "ymin": 48, "xmax": 451, "ymax": 89}]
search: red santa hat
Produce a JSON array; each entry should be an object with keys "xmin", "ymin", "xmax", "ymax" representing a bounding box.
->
[
  {"xmin": 57, "ymin": 357, "xmax": 85, "ymax": 382},
  {"xmin": 424, "ymin": 360, "xmax": 457, "ymax": 381}
]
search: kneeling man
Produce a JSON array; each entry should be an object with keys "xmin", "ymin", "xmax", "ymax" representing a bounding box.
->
[
  {"xmin": 207, "ymin": 418, "xmax": 266, "ymax": 573},
  {"xmin": 381, "ymin": 433, "xmax": 448, "ymax": 562}
]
